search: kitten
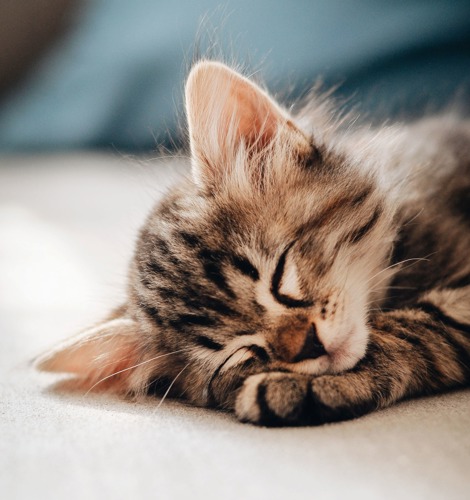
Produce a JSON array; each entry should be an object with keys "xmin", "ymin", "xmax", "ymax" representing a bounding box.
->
[{"xmin": 37, "ymin": 61, "xmax": 470, "ymax": 426}]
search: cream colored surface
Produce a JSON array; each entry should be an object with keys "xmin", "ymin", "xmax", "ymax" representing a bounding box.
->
[{"xmin": 1, "ymin": 154, "xmax": 469, "ymax": 500}]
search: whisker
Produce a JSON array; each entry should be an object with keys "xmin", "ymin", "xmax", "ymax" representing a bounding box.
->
[
  {"xmin": 368, "ymin": 257, "xmax": 435, "ymax": 299},
  {"xmin": 371, "ymin": 285, "xmax": 417, "ymax": 290},
  {"xmin": 84, "ymin": 348, "xmax": 190, "ymax": 396},
  {"xmin": 366, "ymin": 255, "xmax": 433, "ymax": 286},
  {"xmin": 367, "ymin": 307, "xmax": 385, "ymax": 313},
  {"xmin": 154, "ymin": 363, "xmax": 191, "ymax": 411},
  {"xmin": 401, "ymin": 207, "xmax": 425, "ymax": 228}
]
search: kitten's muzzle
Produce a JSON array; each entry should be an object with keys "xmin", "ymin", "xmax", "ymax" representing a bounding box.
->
[
  {"xmin": 293, "ymin": 323, "xmax": 327, "ymax": 361},
  {"xmin": 271, "ymin": 316, "xmax": 327, "ymax": 362}
]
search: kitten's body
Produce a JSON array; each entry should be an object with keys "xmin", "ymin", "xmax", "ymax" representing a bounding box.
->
[{"xmin": 38, "ymin": 62, "xmax": 470, "ymax": 426}]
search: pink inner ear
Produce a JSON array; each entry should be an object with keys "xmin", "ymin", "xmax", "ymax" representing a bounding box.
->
[
  {"xmin": 186, "ymin": 62, "xmax": 287, "ymax": 163},
  {"xmin": 228, "ymin": 76, "xmax": 283, "ymax": 148}
]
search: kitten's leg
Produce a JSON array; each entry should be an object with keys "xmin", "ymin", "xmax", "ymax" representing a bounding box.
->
[
  {"xmin": 234, "ymin": 287, "xmax": 470, "ymax": 426},
  {"xmin": 206, "ymin": 346, "xmax": 271, "ymax": 411}
]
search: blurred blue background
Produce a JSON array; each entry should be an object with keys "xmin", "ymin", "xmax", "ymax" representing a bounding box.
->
[{"xmin": 0, "ymin": 0, "xmax": 469, "ymax": 153}]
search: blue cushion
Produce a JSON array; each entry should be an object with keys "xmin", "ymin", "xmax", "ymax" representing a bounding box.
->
[{"xmin": 0, "ymin": 0, "xmax": 469, "ymax": 152}]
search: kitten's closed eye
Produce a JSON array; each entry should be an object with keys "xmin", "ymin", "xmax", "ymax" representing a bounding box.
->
[{"xmin": 271, "ymin": 243, "xmax": 313, "ymax": 309}]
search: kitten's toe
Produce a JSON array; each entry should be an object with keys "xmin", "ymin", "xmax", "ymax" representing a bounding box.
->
[
  {"xmin": 235, "ymin": 372, "xmax": 310, "ymax": 426},
  {"xmin": 308, "ymin": 374, "xmax": 376, "ymax": 424}
]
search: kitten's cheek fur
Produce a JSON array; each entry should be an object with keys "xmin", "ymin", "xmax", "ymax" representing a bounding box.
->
[{"xmin": 329, "ymin": 324, "xmax": 369, "ymax": 373}]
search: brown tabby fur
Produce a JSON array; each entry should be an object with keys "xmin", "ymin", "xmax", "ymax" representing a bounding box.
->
[{"xmin": 37, "ymin": 61, "xmax": 470, "ymax": 426}]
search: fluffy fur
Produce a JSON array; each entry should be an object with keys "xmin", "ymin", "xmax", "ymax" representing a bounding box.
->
[{"xmin": 37, "ymin": 61, "xmax": 470, "ymax": 426}]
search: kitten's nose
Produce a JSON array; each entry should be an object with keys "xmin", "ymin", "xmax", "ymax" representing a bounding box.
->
[{"xmin": 293, "ymin": 323, "xmax": 327, "ymax": 361}]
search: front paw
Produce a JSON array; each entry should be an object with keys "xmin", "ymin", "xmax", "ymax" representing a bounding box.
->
[
  {"xmin": 234, "ymin": 372, "xmax": 375, "ymax": 426},
  {"xmin": 235, "ymin": 372, "xmax": 310, "ymax": 426}
]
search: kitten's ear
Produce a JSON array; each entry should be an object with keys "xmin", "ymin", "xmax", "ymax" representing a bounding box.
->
[
  {"xmin": 36, "ymin": 314, "xmax": 149, "ymax": 394},
  {"xmin": 185, "ymin": 60, "xmax": 310, "ymax": 186}
]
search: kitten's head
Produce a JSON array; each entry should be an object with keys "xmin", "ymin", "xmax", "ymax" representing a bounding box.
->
[{"xmin": 38, "ymin": 62, "xmax": 397, "ymax": 403}]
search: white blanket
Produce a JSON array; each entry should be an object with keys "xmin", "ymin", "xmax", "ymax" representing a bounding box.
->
[{"xmin": 1, "ymin": 153, "xmax": 468, "ymax": 500}]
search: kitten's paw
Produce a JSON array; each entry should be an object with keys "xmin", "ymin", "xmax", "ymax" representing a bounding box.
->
[
  {"xmin": 234, "ymin": 372, "xmax": 375, "ymax": 426},
  {"xmin": 308, "ymin": 374, "xmax": 375, "ymax": 423},
  {"xmin": 235, "ymin": 372, "xmax": 310, "ymax": 426}
]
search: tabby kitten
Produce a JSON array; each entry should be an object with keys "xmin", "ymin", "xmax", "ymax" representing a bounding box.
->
[{"xmin": 38, "ymin": 61, "xmax": 470, "ymax": 426}]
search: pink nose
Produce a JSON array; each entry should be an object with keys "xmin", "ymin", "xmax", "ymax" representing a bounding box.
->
[
  {"xmin": 293, "ymin": 323, "xmax": 327, "ymax": 361},
  {"xmin": 273, "ymin": 318, "xmax": 327, "ymax": 362}
]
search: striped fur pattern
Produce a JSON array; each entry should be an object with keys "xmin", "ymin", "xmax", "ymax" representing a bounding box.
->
[{"xmin": 37, "ymin": 61, "xmax": 470, "ymax": 426}]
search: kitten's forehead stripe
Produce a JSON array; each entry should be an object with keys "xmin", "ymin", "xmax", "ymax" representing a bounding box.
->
[
  {"xmin": 179, "ymin": 231, "xmax": 202, "ymax": 248},
  {"xmin": 150, "ymin": 236, "xmax": 188, "ymax": 273},
  {"xmin": 297, "ymin": 187, "xmax": 373, "ymax": 237},
  {"xmin": 140, "ymin": 301, "xmax": 164, "ymax": 326},
  {"xmin": 348, "ymin": 207, "xmax": 382, "ymax": 244},
  {"xmin": 199, "ymin": 248, "xmax": 237, "ymax": 299},
  {"xmin": 195, "ymin": 335, "xmax": 224, "ymax": 351},
  {"xmin": 151, "ymin": 235, "xmax": 172, "ymax": 256},
  {"xmin": 156, "ymin": 283, "xmax": 239, "ymax": 318},
  {"xmin": 351, "ymin": 187, "xmax": 373, "ymax": 206},
  {"xmin": 231, "ymin": 255, "xmax": 260, "ymax": 281},
  {"xmin": 186, "ymin": 295, "xmax": 239, "ymax": 317},
  {"xmin": 149, "ymin": 259, "xmax": 170, "ymax": 276},
  {"xmin": 168, "ymin": 314, "xmax": 219, "ymax": 333},
  {"xmin": 138, "ymin": 260, "xmax": 169, "ymax": 282},
  {"xmin": 174, "ymin": 314, "xmax": 219, "ymax": 327},
  {"xmin": 314, "ymin": 195, "xmax": 361, "ymax": 227},
  {"xmin": 153, "ymin": 286, "xmax": 178, "ymax": 301}
]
